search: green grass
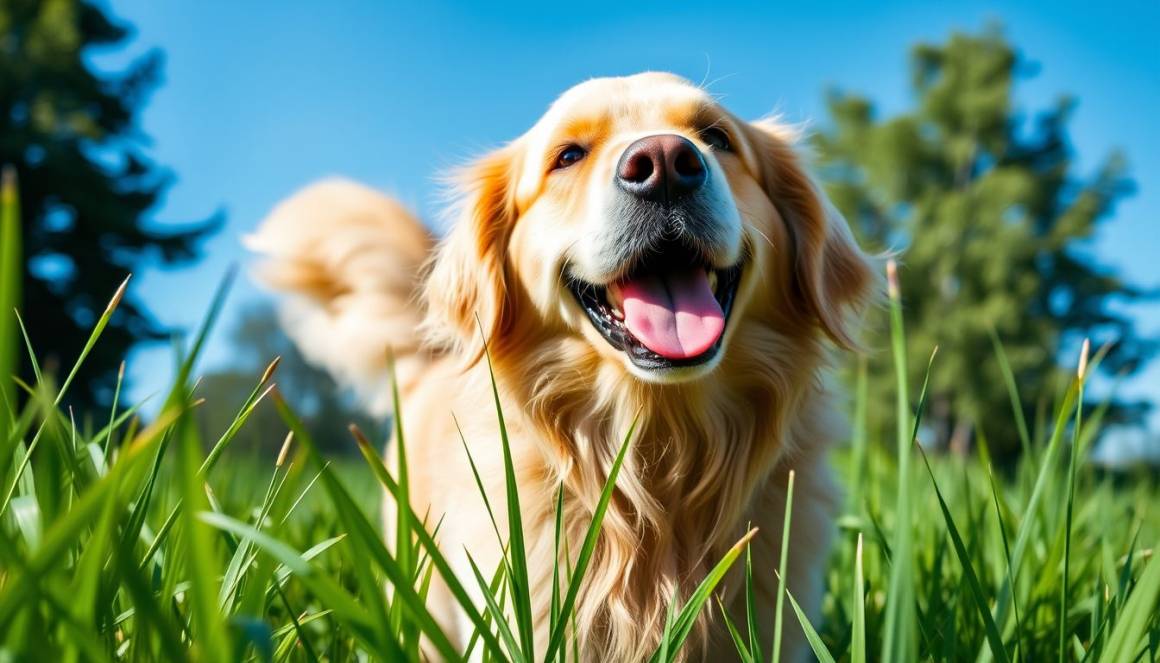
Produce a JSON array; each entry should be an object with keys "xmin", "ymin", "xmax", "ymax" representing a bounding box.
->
[{"xmin": 0, "ymin": 180, "xmax": 1158, "ymax": 661}]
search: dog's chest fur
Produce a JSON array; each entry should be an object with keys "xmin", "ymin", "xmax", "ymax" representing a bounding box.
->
[{"xmin": 461, "ymin": 334, "xmax": 841, "ymax": 661}]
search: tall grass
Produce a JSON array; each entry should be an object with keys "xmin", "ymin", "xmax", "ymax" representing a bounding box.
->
[
  {"xmin": 0, "ymin": 167, "xmax": 20, "ymax": 450},
  {"xmin": 0, "ymin": 176, "xmax": 1157, "ymax": 661}
]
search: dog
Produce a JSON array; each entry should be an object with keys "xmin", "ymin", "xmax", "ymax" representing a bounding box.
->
[{"xmin": 249, "ymin": 72, "xmax": 875, "ymax": 661}]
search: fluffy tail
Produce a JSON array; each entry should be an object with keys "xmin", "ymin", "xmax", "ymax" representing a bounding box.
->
[{"xmin": 246, "ymin": 178, "xmax": 434, "ymax": 416}]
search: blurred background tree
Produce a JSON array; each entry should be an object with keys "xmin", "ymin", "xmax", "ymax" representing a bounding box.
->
[
  {"xmin": 0, "ymin": 0, "xmax": 215, "ymax": 413},
  {"xmin": 815, "ymin": 27, "xmax": 1155, "ymax": 457},
  {"xmin": 194, "ymin": 303, "xmax": 385, "ymax": 456}
]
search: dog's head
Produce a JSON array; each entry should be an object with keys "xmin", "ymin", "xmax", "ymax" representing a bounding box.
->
[{"xmin": 426, "ymin": 72, "xmax": 873, "ymax": 383}]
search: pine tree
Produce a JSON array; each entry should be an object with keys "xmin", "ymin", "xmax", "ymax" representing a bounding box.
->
[
  {"xmin": 0, "ymin": 0, "xmax": 215, "ymax": 412},
  {"xmin": 815, "ymin": 27, "xmax": 1155, "ymax": 455}
]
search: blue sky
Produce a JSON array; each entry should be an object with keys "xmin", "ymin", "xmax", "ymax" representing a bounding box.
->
[{"xmin": 100, "ymin": 0, "xmax": 1159, "ymax": 429}]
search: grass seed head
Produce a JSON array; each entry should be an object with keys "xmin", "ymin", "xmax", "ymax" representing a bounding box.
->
[
  {"xmin": 276, "ymin": 431, "xmax": 294, "ymax": 467},
  {"xmin": 886, "ymin": 259, "xmax": 900, "ymax": 300},
  {"xmin": 260, "ymin": 355, "xmax": 282, "ymax": 385},
  {"xmin": 104, "ymin": 274, "xmax": 131, "ymax": 316},
  {"xmin": 1078, "ymin": 338, "xmax": 1090, "ymax": 381}
]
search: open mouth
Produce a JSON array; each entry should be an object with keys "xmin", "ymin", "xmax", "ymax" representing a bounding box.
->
[{"xmin": 567, "ymin": 242, "xmax": 743, "ymax": 370}]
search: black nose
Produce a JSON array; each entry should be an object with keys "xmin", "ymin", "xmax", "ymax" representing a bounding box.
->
[{"xmin": 616, "ymin": 134, "xmax": 707, "ymax": 204}]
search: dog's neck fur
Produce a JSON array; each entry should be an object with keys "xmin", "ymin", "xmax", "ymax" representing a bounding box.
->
[{"xmin": 492, "ymin": 321, "xmax": 829, "ymax": 660}]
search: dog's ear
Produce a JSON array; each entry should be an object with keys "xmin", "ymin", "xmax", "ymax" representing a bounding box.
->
[
  {"xmin": 422, "ymin": 143, "xmax": 522, "ymax": 358},
  {"xmin": 745, "ymin": 120, "xmax": 877, "ymax": 348}
]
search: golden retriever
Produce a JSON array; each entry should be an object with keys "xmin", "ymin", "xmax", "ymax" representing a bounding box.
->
[{"xmin": 249, "ymin": 72, "xmax": 874, "ymax": 662}]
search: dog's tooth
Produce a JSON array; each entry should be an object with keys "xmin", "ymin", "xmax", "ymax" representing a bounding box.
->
[
  {"xmin": 605, "ymin": 283, "xmax": 625, "ymax": 319},
  {"xmin": 607, "ymin": 283, "xmax": 623, "ymax": 308},
  {"xmin": 707, "ymin": 270, "xmax": 719, "ymax": 294}
]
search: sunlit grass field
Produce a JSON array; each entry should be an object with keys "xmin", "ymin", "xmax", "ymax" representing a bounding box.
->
[{"xmin": 1, "ymin": 177, "xmax": 1158, "ymax": 662}]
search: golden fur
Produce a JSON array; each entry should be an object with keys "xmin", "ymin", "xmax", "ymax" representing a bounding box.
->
[{"xmin": 250, "ymin": 72, "xmax": 875, "ymax": 662}]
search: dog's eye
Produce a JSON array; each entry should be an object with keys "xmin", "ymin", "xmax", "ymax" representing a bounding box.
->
[
  {"xmin": 553, "ymin": 145, "xmax": 587, "ymax": 170},
  {"xmin": 700, "ymin": 127, "xmax": 731, "ymax": 152}
]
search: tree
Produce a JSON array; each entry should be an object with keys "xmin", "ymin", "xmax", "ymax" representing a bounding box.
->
[
  {"xmin": 0, "ymin": 0, "xmax": 215, "ymax": 413},
  {"xmin": 194, "ymin": 303, "xmax": 385, "ymax": 456},
  {"xmin": 815, "ymin": 27, "xmax": 1155, "ymax": 456}
]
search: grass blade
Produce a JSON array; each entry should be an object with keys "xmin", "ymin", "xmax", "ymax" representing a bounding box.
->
[
  {"xmin": 917, "ymin": 443, "xmax": 1011, "ymax": 663},
  {"xmin": 881, "ymin": 260, "xmax": 917, "ymax": 663},
  {"xmin": 466, "ymin": 552, "xmax": 526, "ymax": 663},
  {"xmin": 852, "ymin": 533, "xmax": 866, "ymax": 663},
  {"xmin": 542, "ymin": 416, "xmax": 638, "ymax": 663},
  {"xmin": 719, "ymin": 596, "xmax": 755, "ymax": 663},
  {"xmin": 175, "ymin": 397, "xmax": 232, "ymax": 660},
  {"xmin": 0, "ymin": 166, "xmax": 21, "ymax": 444},
  {"xmin": 784, "ymin": 585, "xmax": 836, "ymax": 663},
  {"xmin": 198, "ymin": 512, "xmax": 403, "ymax": 660},
  {"xmin": 745, "ymin": 534, "xmax": 763, "ymax": 663},
  {"xmin": 985, "ymin": 379, "xmax": 1079, "ymax": 649},
  {"xmin": 0, "ymin": 406, "xmax": 179, "ymax": 631},
  {"xmin": 1059, "ymin": 340, "xmax": 1089, "ymax": 662},
  {"xmin": 771, "ymin": 470, "xmax": 795, "ymax": 663},
  {"xmin": 478, "ymin": 322, "xmax": 535, "ymax": 660},
  {"xmin": 988, "ymin": 326, "xmax": 1033, "ymax": 459},
  {"xmin": 349, "ymin": 423, "xmax": 509, "ymax": 661},
  {"xmin": 651, "ymin": 528, "xmax": 758, "ymax": 663},
  {"xmin": 1101, "ymin": 538, "xmax": 1160, "ymax": 662}
]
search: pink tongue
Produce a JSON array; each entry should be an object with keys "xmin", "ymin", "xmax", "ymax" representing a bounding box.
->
[{"xmin": 619, "ymin": 269, "xmax": 725, "ymax": 360}]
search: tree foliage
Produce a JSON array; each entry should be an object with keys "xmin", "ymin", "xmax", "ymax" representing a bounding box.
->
[
  {"xmin": 0, "ymin": 0, "xmax": 215, "ymax": 412},
  {"xmin": 815, "ymin": 27, "xmax": 1155, "ymax": 454}
]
